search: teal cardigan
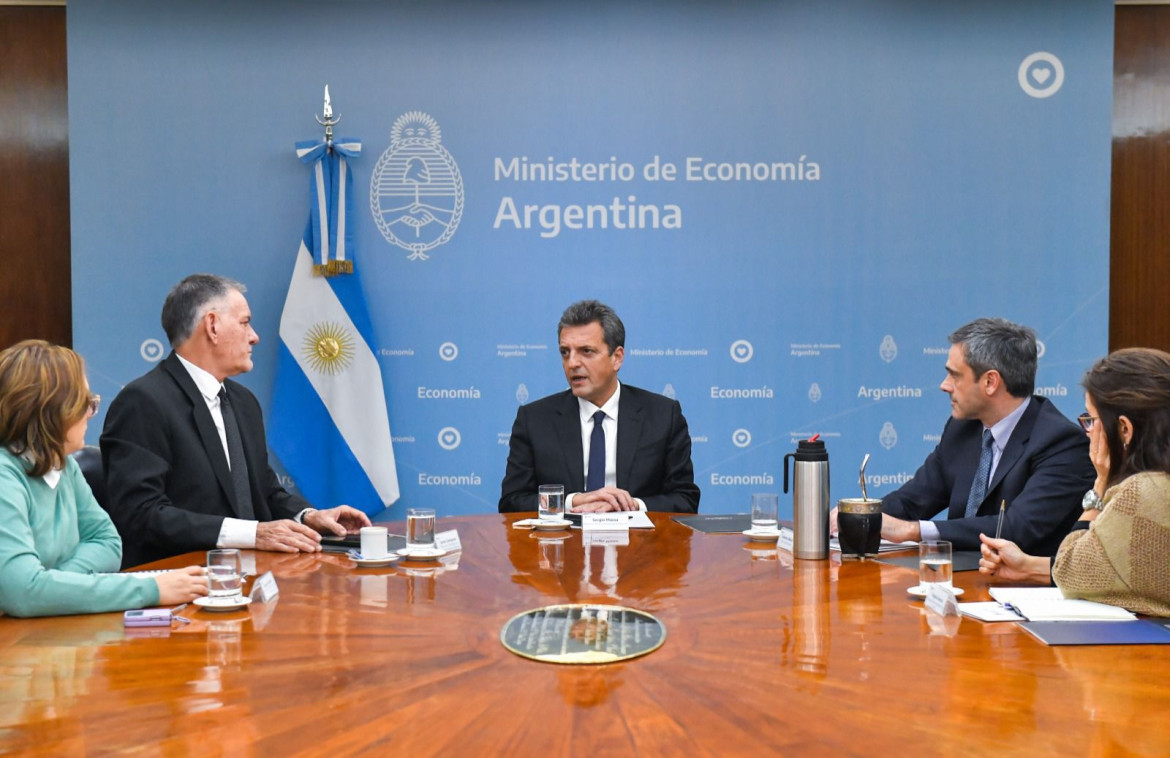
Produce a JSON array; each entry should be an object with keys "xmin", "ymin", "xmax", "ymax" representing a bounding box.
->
[{"xmin": 0, "ymin": 448, "xmax": 158, "ymax": 617}]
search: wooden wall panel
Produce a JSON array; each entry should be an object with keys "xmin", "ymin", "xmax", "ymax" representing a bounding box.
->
[
  {"xmin": 1111, "ymin": 6, "xmax": 1170, "ymax": 351},
  {"xmin": 0, "ymin": 6, "xmax": 71, "ymax": 349}
]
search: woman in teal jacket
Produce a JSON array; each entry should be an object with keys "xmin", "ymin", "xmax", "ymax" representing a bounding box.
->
[{"xmin": 0, "ymin": 340, "xmax": 206, "ymax": 617}]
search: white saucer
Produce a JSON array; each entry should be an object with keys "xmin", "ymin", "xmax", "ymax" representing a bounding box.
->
[
  {"xmin": 397, "ymin": 547, "xmax": 446, "ymax": 561},
  {"xmin": 194, "ymin": 595, "xmax": 253, "ymax": 611},
  {"xmin": 742, "ymin": 529, "xmax": 781, "ymax": 542},
  {"xmin": 347, "ymin": 550, "xmax": 401, "ymax": 567},
  {"xmin": 906, "ymin": 585, "xmax": 965, "ymax": 598},
  {"xmin": 533, "ymin": 518, "xmax": 572, "ymax": 531}
]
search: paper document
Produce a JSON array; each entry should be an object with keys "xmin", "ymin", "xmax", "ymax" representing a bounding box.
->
[
  {"xmin": 829, "ymin": 536, "xmax": 917, "ymax": 554},
  {"xmin": 625, "ymin": 511, "xmax": 655, "ymax": 529},
  {"xmin": 988, "ymin": 587, "xmax": 1137, "ymax": 621},
  {"xmin": 958, "ymin": 602, "xmax": 1025, "ymax": 622}
]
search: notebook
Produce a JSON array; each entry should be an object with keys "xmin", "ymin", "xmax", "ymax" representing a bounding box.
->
[{"xmin": 987, "ymin": 587, "xmax": 1137, "ymax": 622}]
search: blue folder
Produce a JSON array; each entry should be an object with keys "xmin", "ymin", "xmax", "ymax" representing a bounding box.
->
[{"xmin": 1018, "ymin": 619, "xmax": 1170, "ymax": 646}]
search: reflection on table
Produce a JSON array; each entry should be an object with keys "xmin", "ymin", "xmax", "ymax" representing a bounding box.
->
[{"xmin": 1, "ymin": 513, "xmax": 1168, "ymax": 756}]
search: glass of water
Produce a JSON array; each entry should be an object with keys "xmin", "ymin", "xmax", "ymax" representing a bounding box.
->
[
  {"xmin": 918, "ymin": 540, "xmax": 954, "ymax": 590},
  {"xmin": 206, "ymin": 549, "xmax": 243, "ymax": 597},
  {"xmin": 750, "ymin": 493, "xmax": 779, "ymax": 531},
  {"xmin": 407, "ymin": 508, "xmax": 437, "ymax": 550},
  {"xmin": 538, "ymin": 484, "xmax": 565, "ymax": 520}
]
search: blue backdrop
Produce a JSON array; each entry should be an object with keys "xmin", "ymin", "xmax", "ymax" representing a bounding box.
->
[{"xmin": 68, "ymin": 0, "xmax": 1114, "ymax": 519}]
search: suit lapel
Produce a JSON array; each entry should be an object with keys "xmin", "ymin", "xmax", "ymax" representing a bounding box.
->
[
  {"xmin": 986, "ymin": 398, "xmax": 1039, "ymax": 495},
  {"xmin": 554, "ymin": 392, "xmax": 586, "ymax": 492},
  {"xmin": 616, "ymin": 387, "xmax": 643, "ymax": 488},
  {"xmin": 163, "ymin": 353, "xmax": 239, "ymax": 514},
  {"xmin": 948, "ymin": 420, "xmax": 985, "ymax": 519}
]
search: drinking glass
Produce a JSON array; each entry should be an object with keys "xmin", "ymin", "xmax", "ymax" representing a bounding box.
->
[
  {"xmin": 918, "ymin": 541, "xmax": 954, "ymax": 590},
  {"xmin": 539, "ymin": 484, "xmax": 566, "ymax": 520},
  {"xmin": 407, "ymin": 508, "xmax": 437, "ymax": 550},
  {"xmin": 206, "ymin": 549, "xmax": 243, "ymax": 597},
  {"xmin": 751, "ymin": 493, "xmax": 779, "ymax": 531}
]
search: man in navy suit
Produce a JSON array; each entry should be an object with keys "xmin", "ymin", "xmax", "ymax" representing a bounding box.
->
[
  {"xmin": 499, "ymin": 300, "xmax": 699, "ymax": 514},
  {"xmin": 102, "ymin": 274, "xmax": 369, "ymax": 567},
  {"xmin": 877, "ymin": 318, "xmax": 1094, "ymax": 555}
]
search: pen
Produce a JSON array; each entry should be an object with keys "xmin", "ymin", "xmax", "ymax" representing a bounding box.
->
[{"xmin": 994, "ymin": 499, "xmax": 1006, "ymax": 540}]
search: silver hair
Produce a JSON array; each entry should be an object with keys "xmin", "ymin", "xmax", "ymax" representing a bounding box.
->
[{"xmin": 160, "ymin": 274, "xmax": 246, "ymax": 347}]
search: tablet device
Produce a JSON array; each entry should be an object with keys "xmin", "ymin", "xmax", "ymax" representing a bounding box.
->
[{"xmin": 320, "ymin": 532, "xmax": 407, "ymax": 553}]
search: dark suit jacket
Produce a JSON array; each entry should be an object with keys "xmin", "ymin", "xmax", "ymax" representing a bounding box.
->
[
  {"xmin": 881, "ymin": 395, "xmax": 1094, "ymax": 556},
  {"xmin": 499, "ymin": 384, "xmax": 700, "ymax": 514},
  {"xmin": 101, "ymin": 352, "xmax": 309, "ymax": 567}
]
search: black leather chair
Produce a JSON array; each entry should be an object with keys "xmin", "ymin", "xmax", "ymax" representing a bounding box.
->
[{"xmin": 70, "ymin": 445, "xmax": 108, "ymax": 512}]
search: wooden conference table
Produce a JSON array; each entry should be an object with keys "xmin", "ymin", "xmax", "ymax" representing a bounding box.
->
[{"xmin": 2, "ymin": 513, "xmax": 1167, "ymax": 756}]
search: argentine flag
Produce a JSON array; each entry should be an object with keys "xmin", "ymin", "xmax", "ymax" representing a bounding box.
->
[{"xmin": 270, "ymin": 137, "xmax": 399, "ymax": 514}]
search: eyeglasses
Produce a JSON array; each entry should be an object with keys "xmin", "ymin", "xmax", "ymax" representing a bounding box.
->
[
  {"xmin": 86, "ymin": 394, "xmax": 102, "ymax": 419},
  {"xmin": 1077, "ymin": 412, "xmax": 1097, "ymax": 432}
]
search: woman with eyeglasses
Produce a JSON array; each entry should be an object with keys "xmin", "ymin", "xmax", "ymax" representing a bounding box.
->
[
  {"xmin": 0, "ymin": 340, "xmax": 207, "ymax": 617},
  {"xmin": 979, "ymin": 348, "xmax": 1170, "ymax": 615}
]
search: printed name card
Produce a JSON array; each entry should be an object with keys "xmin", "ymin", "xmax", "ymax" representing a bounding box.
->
[
  {"xmin": 925, "ymin": 584, "xmax": 960, "ymax": 617},
  {"xmin": 434, "ymin": 529, "xmax": 462, "ymax": 553},
  {"xmin": 582, "ymin": 514, "xmax": 630, "ymax": 531},
  {"xmin": 250, "ymin": 571, "xmax": 279, "ymax": 603}
]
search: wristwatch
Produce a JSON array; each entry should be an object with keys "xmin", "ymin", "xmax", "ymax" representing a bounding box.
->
[{"xmin": 1082, "ymin": 489, "xmax": 1104, "ymax": 511}]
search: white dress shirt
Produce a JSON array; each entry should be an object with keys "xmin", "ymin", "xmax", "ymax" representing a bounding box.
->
[
  {"xmin": 567, "ymin": 382, "xmax": 646, "ymax": 512},
  {"xmin": 175, "ymin": 354, "xmax": 258, "ymax": 549}
]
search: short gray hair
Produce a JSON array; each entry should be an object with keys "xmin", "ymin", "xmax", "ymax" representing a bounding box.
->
[
  {"xmin": 948, "ymin": 317, "xmax": 1037, "ymax": 398},
  {"xmin": 160, "ymin": 274, "xmax": 246, "ymax": 347},
  {"xmin": 557, "ymin": 300, "xmax": 625, "ymax": 354}
]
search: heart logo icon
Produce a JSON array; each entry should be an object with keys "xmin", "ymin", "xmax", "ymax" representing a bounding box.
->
[
  {"xmin": 1018, "ymin": 52, "xmax": 1064, "ymax": 99},
  {"xmin": 437, "ymin": 426, "xmax": 461, "ymax": 449},
  {"xmin": 729, "ymin": 339, "xmax": 754, "ymax": 363}
]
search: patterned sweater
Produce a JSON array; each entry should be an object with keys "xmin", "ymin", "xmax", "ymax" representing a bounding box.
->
[{"xmin": 1053, "ymin": 471, "xmax": 1170, "ymax": 616}]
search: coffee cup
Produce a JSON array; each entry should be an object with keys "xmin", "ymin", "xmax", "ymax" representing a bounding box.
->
[{"xmin": 360, "ymin": 526, "xmax": 389, "ymax": 559}]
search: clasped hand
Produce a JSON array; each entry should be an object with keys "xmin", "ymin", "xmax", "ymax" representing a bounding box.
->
[{"xmin": 570, "ymin": 486, "xmax": 640, "ymax": 513}]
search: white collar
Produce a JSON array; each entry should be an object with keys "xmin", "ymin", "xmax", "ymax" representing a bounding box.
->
[
  {"xmin": 176, "ymin": 352, "xmax": 225, "ymax": 402},
  {"xmin": 11, "ymin": 448, "xmax": 61, "ymax": 489},
  {"xmin": 577, "ymin": 382, "xmax": 622, "ymax": 422},
  {"xmin": 43, "ymin": 467, "xmax": 62, "ymax": 489}
]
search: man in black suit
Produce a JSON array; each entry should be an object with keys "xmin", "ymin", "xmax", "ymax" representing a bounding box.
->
[
  {"xmin": 102, "ymin": 274, "xmax": 369, "ymax": 567},
  {"xmin": 500, "ymin": 300, "xmax": 699, "ymax": 514},
  {"xmin": 876, "ymin": 318, "xmax": 1094, "ymax": 555}
]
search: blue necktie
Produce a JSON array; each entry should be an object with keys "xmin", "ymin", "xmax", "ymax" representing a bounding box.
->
[
  {"xmin": 587, "ymin": 410, "xmax": 606, "ymax": 492},
  {"xmin": 965, "ymin": 428, "xmax": 995, "ymax": 517}
]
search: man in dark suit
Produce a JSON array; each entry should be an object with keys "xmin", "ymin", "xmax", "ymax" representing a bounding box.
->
[
  {"xmin": 877, "ymin": 318, "xmax": 1094, "ymax": 555},
  {"xmin": 500, "ymin": 300, "xmax": 699, "ymax": 514},
  {"xmin": 102, "ymin": 274, "xmax": 369, "ymax": 567}
]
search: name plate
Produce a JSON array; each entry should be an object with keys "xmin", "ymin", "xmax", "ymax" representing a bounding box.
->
[
  {"xmin": 925, "ymin": 584, "xmax": 960, "ymax": 617},
  {"xmin": 434, "ymin": 529, "xmax": 462, "ymax": 553},
  {"xmin": 250, "ymin": 571, "xmax": 279, "ymax": 603},
  {"xmin": 582, "ymin": 514, "xmax": 630, "ymax": 531}
]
